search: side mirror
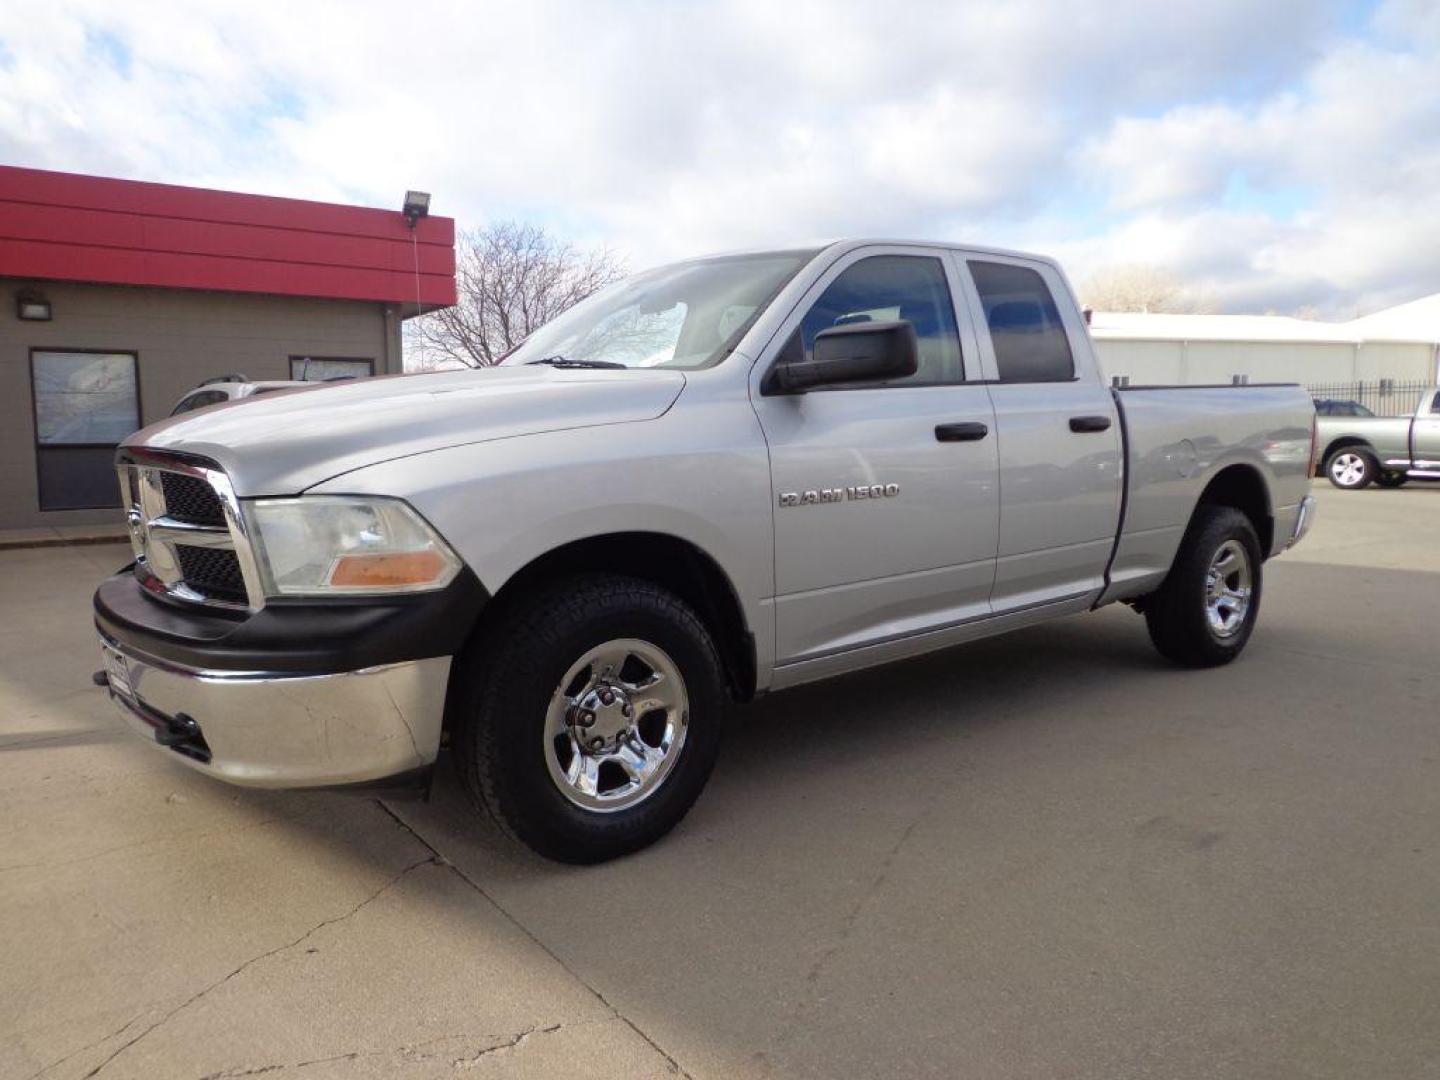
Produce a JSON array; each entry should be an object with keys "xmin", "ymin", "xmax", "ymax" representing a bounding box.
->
[{"xmin": 770, "ymin": 321, "xmax": 919, "ymax": 393}]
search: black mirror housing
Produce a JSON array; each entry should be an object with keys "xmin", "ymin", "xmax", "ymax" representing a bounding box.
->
[{"xmin": 770, "ymin": 321, "xmax": 919, "ymax": 393}]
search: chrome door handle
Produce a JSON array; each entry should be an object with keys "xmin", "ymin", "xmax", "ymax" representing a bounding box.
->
[
  {"xmin": 1069, "ymin": 415, "xmax": 1112, "ymax": 433},
  {"xmin": 935, "ymin": 422, "xmax": 989, "ymax": 442}
]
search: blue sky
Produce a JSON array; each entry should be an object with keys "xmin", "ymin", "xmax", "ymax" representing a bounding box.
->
[{"xmin": 1, "ymin": 0, "xmax": 1435, "ymax": 317}]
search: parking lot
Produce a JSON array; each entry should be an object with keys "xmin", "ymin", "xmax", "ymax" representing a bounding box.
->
[{"xmin": 2, "ymin": 484, "xmax": 1437, "ymax": 1079}]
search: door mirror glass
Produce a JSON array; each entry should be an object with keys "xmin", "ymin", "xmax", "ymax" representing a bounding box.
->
[{"xmin": 772, "ymin": 321, "xmax": 919, "ymax": 393}]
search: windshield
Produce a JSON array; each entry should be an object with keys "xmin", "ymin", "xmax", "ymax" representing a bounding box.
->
[{"xmin": 500, "ymin": 249, "xmax": 818, "ymax": 370}]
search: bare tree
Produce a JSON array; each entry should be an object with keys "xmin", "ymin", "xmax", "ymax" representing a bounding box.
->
[
  {"xmin": 1079, "ymin": 264, "xmax": 1216, "ymax": 314},
  {"xmin": 407, "ymin": 222, "xmax": 624, "ymax": 369}
]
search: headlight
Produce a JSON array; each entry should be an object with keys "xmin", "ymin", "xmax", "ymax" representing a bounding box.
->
[{"xmin": 249, "ymin": 496, "xmax": 462, "ymax": 597}]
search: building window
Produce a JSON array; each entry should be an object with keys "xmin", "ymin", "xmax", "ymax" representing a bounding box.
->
[
  {"xmin": 31, "ymin": 350, "xmax": 140, "ymax": 511},
  {"xmin": 289, "ymin": 356, "xmax": 374, "ymax": 381}
]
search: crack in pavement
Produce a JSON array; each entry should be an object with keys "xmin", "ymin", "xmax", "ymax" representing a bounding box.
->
[
  {"xmin": 759, "ymin": 800, "xmax": 934, "ymax": 1066},
  {"xmin": 802, "ymin": 811, "xmax": 925, "ymax": 990},
  {"xmin": 195, "ymin": 1021, "xmax": 604, "ymax": 1078},
  {"xmin": 375, "ymin": 801, "xmax": 694, "ymax": 1078},
  {"xmin": 450, "ymin": 1022, "xmax": 563, "ymax": 1069},
  {"xmin": 23, "ymin": 1012, "xmax": 150, "ymax": 1080},
  {"xmin": 78, "ymin": 854, "xmax": 440, "ymax": 1079}
]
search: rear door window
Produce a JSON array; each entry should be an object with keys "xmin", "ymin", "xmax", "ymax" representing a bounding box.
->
[{"xmin": 969, "ymin": 261, "xmax": 1075, "ymax": 383}]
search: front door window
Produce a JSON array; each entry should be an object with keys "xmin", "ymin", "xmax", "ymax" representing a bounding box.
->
[{"xmin": 796, "ymin": 255, "xmax": 964, "ymax": 386}]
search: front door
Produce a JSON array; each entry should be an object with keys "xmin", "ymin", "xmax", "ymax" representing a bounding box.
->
[{"xmin": 752, "ymin": 248, "xmax": 1001, "ymax": 667}]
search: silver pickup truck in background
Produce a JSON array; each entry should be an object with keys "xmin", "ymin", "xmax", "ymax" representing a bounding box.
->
[
  {"xmin": 1314, "ymin": 386, "xmax": 1440, "ymax": 488},
  {"xmin": 94, "ymin": 239, "xmax": 1317, "ymax": 862}
]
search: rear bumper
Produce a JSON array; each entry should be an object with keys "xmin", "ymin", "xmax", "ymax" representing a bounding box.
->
[
  {"xmin": 99, "ymin": 630, "xmax": 450, "ymax": 786},
  {"xmin": 1286, "ymin": 494, "xmax": 1317, "ymax": 549}
]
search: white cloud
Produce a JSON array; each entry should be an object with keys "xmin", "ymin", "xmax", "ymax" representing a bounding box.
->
[
  {"xmin": 0, "ymin": 0, "xmax": 1430, "ymax": 314},
  {"xmin": 1076, "ymin": 0, "xmax": 1440, "ymax": 313}
]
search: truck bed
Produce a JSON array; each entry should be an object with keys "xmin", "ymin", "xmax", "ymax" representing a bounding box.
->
[{"xmin": 1102, "ymin": 383, "xmax": 1315, "ymax": 604}]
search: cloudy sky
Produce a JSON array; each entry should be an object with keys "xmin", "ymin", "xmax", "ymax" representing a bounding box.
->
[{"xmin": 0, "ymin": 0, "xmax": 1434, "ymax": 316}]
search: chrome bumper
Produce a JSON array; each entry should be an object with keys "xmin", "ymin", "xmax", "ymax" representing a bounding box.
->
[
  {"xmin": 1288, "ymin": 494, "xmax": 1317, "ymax": 548},
  {"xmin": 98, "ymin": 631, "xmax": 450, "ymax": 787}
]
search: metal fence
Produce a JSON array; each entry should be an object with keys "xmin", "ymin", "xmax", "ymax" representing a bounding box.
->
[{"xmin": 1306, "ymin": 380, "xmax": 1434, "ymax": 417}]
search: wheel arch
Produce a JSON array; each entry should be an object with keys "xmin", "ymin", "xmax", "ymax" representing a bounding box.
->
[
  {"xmin": 1195, "ymin": 464, "xmax": 1274, "ymax": 557},
  {"xmin": 455, "ymin": 531, "xmax": 757, "ymax": 712},
  {"xmin": 1317, "ymin": 436, "xmax": 1374, "ymax": 473}
]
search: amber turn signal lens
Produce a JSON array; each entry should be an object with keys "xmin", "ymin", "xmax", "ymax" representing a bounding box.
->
[{"xmin": 328, "ymin": 550, "xmax": 448, "ymax": 589}]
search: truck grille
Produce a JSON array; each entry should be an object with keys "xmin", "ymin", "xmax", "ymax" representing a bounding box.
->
[
  {"xmin": 160, "ymin": 472, "xmax": 226, "ymax": 527},
  {"xmin": 116, "ymin": 450, "xmax": 262, "ymax": 611},
  {"xmin": 175, "ymin": 545, "xmax": 248, "ymax": 603}
]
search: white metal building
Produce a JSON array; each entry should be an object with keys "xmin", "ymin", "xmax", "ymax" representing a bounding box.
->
[{"xmin": 1089, "ymin": 296, "xmax": 1440, "ymax": 393}]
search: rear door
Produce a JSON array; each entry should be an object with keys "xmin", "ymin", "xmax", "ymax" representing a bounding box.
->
[
  {"xmin": 955, "ymin": 254, "xmax": 1123, "ymax": 611},
  {"xmin": 752, "ymin": 246, "xmax": 1000, "ymax": 666}
]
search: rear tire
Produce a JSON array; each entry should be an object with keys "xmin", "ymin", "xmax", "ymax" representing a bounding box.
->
[
  {"xmin": 1375, "ymin": 470, "xmax": 1409, "ymax": 489},
  {"xmin": 452, "ymin": 574, "xmax": 726, "ymax": 864},
  {"xmin": 1144, "ymin": 506, "xmax": 1262, "ymax": 668},
  {"xmin": 1324, "ymin": 446, "xmax": 1377, "ymax": 489}
]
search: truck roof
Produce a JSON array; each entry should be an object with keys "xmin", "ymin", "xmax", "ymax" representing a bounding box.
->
[{"xmin": 663, "ymin": 238, "xmax": 1064, "ymax": 273}]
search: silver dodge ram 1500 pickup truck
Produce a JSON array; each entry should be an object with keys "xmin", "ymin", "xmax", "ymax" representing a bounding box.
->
[
  {"xmin": 1314, "ymin": 386, "xmax": 1440, "ymax": 488},
  {"xmin": 95, "ymin": 240, "xmax": 1317, "ymax": 862}
]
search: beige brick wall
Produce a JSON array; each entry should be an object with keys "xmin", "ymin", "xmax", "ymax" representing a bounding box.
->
[{"xmin": 0, "ymin": 280, "xmax": 401, "ymax": 529}]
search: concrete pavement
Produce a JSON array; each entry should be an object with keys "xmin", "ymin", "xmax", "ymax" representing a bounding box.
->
[{"xmin": 2, "ymin": 484, "xmax": 1438, "ymax": 1078}]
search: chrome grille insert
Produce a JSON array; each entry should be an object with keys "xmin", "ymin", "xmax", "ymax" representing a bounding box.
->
[{"xmin": 116, "ymin": 449, "xmax": 265, "ymax": 612}]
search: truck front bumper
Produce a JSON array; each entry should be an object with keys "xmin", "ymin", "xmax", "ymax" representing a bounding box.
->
[
  {"xmin": 93, "ymin": 568, "xmax": 486, "ymax": 788},
  {"xmin": 98, "ymin": 631, "xmax": 450, "ymax": 786}
]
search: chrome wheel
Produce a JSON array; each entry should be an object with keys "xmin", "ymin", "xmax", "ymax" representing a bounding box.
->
[
  {"xmin": 543, "ymin": 638, "xmax": 689, "ymax": 813},
  {"xmin": 1204, "ymin": 540, "xmax": 1252, "ymax": 639},
  {"xmin": 1329, "ymin": 452, "xmax": 1367, "ymax": 487}
]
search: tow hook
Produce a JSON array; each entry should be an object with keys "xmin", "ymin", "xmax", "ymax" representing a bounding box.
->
[{"xmin": 154, "ymin": 711, "xmax": 203, "ymax": 749}]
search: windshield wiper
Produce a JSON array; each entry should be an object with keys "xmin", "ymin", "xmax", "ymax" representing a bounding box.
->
[{"xmin": 526, "ymin": 356, "xmax": 627, "ymax": 369}]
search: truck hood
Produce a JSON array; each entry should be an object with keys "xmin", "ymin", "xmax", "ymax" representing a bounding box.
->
[{"xmin": 128, "ymin": 366, "xmax": 686, "ymax": 495}]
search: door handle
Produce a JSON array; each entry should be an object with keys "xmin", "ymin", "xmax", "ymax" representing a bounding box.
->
[
  {"xmin": 935, "ymin": 422, "xmax": 989, "ymax": 442},
  {"xmin": 1069, "ymin": 415, "xmax": 1112, "ymax": 433}
]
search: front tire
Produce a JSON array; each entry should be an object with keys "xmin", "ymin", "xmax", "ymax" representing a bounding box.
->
[
  {"xmin": 1324, "ymin": 447, "xmax": 1377, "ymax": 489},
  {"xmin": 452, "ymin": 575, "xmax": 726, "ymax": 864},
  {"xmin": 1144, "ymin": 506, "xmax": 1263, "ymax": 668}
]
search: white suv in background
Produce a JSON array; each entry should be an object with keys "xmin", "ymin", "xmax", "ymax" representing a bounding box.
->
[{"xmin": 168, "ymin": 373, "xmax": 359, "ymax": 416}]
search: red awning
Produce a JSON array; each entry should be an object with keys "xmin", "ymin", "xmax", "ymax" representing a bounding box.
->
[{"xmin": 0, "ymin": 166, "xmax": 456, "ymax": 312}]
